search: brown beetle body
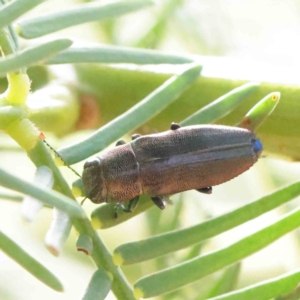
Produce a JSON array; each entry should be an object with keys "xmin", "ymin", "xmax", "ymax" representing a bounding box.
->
[{"xmin": 82, "ymin": 124, "xmax": 262, "ymax": 209}]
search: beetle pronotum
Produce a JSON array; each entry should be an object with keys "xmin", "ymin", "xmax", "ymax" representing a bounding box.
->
[{"xmin": 82, "ymin": 123, "xmax": 263, "ymax": 215}]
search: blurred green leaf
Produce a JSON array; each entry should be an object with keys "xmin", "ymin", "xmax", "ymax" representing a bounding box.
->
[
  {"xmin": 81, "ymin": 269, "xmax": 112, "ymax": 300},
  {"xmin": 74, "ymin": 63, "xmax": 300, "ymax": 160},
  {"xmin": 76, "ymin": 233, "xmax": 93, "ymax": 256},
  {"xmin": 0, "ymin": 0, "xmax": 45, "ymax": 28},
  {"xmin": 18, "ymin": 0, "xmax": 154, "ymax": 39},
  {"xmin": 92, "ymin": 195, "xmax": 154, "ymax": 230},
  {"xmin": 0, "ymin": 39, "xmax": 72, "ymax": 77},
  {"xmin": 0, "ymin": 230, "xmax": 63, "ymax": 291},
  {"xmin": 181, "ymin": 82, "xmax": 260, "ymax": 126},
  {"xmin": 208, "ymin": 269, "xmax": 300, "ymax": 300},
  {"xmin": 238, "ymin": 92, "xmax": 280, "ymax": 131},
  {"xmin": 0, "ymin": 106, "xmax": 25, "ymax": 129},
  {"xmin": 275, "ymin": 284, "xmax": 300, "ymax": 300},
  {"xmin": 58, "ymin": 63, "xmax": 202, "ymax": 164},
  {"xmin": 133, "ymin": 204, "xmax": 300, "ymax": 297},
  {"xmin": 113, "ymin": 181, "xmax": 300, "ymax": 265},
  {"xmin": 205, "ymin": 263, "xmax": 241, "ymax": 299},
  {"xmin": 47, "ymin": 45, "xmax": 193, "ymax": 65}
]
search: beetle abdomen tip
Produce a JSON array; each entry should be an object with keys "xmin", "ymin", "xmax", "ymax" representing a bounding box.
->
[{"xmin": 253, "ymin": 139, "xmax": 263, "ymax": 154}]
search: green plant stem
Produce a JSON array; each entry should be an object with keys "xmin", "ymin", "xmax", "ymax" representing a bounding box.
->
[{"xmin": 28, "ymin": 141, "xmax": 135, "ymax": 300}]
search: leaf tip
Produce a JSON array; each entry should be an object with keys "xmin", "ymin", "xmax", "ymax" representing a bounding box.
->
[
  {"xmin": 91, "ymin": 216, "xmax": 102, "ymax": 229},
  {"xmin": 271, "ymin": 91, "xmax": 281, "ymax": 102},
  {"xmin": 112, "ymin": 251, "xmax": 124, "ymax": 266},
  {"xmin": 133, "ymin": 287, "xmax": 144, "ymax": 299},
  {"xmin": 45, "ymin": 244, "xmax": 60, "ymax": 257}
]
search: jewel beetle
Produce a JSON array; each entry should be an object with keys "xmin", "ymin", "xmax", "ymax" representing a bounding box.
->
[{"xmin": 82, "ymin": 123, "xmax": 263, "ymax": 214}]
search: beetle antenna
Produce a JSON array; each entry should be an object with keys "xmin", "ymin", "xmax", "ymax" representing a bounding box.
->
[
  {"xmin": 80, "ymin": 197, "xmax": 87, "ymax": 205},
  {"xmin": 43, "ymin": 139, "xmax": 82, "ymax": 178}
]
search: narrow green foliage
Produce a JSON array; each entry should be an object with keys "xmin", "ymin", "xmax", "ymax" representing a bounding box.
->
[
  {"xmin": 0, "ymin": 39, "xmax": 72, "ymax": 77},
  {"xmin": 205, "ymin": 263, "xmax": 241, "ymax": 299},
  {"xmin": 76, "ymin": 234, "xmax": 93, "ymax": 256},
  {"xmin": 275, "ymin": 284, "xmax": 300, "ymax": 300},
  {"xmin": 91, "ymin": 195, "xmax": 154, "ymax": 230},
  {"xmin": 0, "ymin": 1, "xmax": 292, "ymax": 299},
  {"xmin": 0, "ymin": 27, "xmax": 17, "ymax": 55},
  {"xmin": 113, "ymin": 180, "xmax": 300, "ymax": 265},
  {"xmin": 0, "ymin": 230, "xmax": 63, "ymax": 291},
  {"xmin": 47, "ymin": 45, "xmax": 193, "ymax": 65},
  {"xmin": 74, "ymin": 64, "xmax": 299, "ymax": 160},
  {"xmin": 181, "ymin": 82, "xmax": 260, "ymax": 126},
  {"xmin": 26, "ymin": 142, "xmax": 135, "ymax": 299},
  {"xmin": 18, "ymin": 0, "xmax": 154, "ymax": 39},
  {"xmin": 133, "ymin": 0, "xmax": 183, "ymax": 48},
  {"xmin": 0, "ymin": 167, "xmax": 83, "ymax": 218},
  {"xmin": 133, "ymin": 205, "xmax": 300, "ymax": 297},
  {"xmin": 58, "ymin": 63, "xmax": 202, "ymax": 165},
  {"xmin": 0, "ymin": 0, "xmax": 45, "ymax": 29},
  {"xmin": 81, "ymin": 269, "xmax": 112, "ymax": 300},
  {"xmin": 238, "ymin": 91, "xmax": 280, "ymax": 131},
  {"xmin": 208, "ymin": 269, "xmax": 300, "ymax": 300}
]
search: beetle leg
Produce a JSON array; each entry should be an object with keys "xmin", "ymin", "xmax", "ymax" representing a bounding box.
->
[
  {"xmin": 113, "ymin": 196, "xmax": 140, "ymax": 219},
  {"xmin": 151, "ymin": 196, "xmax": 166, "ymax": 210},
  {"xmin": 132, "ymin": 133, "xmax": 141, "ymax": 140},
  {"xmin": 196, "ymin": 187, "xmax": 213, "ymax": 194},
  {"xmin": 116, "ymin": 139, "xmax": 126, "ymax": 146},
  {"xmin": 170, "ymin": 122, "xmax": 181, "ymax": 130}
]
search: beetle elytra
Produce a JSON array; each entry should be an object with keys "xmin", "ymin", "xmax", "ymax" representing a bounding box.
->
[{"xmin": 82, "ymin": 123, "xmax": 263, "ymax": 215}]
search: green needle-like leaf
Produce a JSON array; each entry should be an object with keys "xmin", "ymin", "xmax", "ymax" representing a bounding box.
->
[
  {"xmin": 91, "ymin": 196, "xmax": 154, "ymax": 230},
  {"xmin": 47, "ymin": 45, "xmax": 193, "ymax": 65},
  {"xmin": 133, "ymin": 205, "xmax": 300, "ymax": 298},
  {"xmin": 208, "ymin": 269, "xmax": 300, "ymax": 300},
  {"xmin": 0, "ymin": 106, "xmax": 25, "ymax": 129},
  {"xmin": 81, "ymin": 269, "xmax": 112, "ymax": 300},
  {"xmin": 0, "ymin": 0, "xmax": 45, "ymax": 28},
  {"xmin": 0, "ymin": 167, "xmax": 83, "ymax": 218},
  {"xmin": 58, "ymin": 63, "xmax": 202, "ymax": 165},
  {"xmin": 76, "ymin": 234, "xmax": 93, "ymax": 256},
  {"xmin": 113, "ymin": 181, "xmax": 300, "ymax": 265},
  {"xmin": 206, "ymin": 263, "xmax": 241, "ymax": 299},
  {"xmin": 18, "ymin": 0, "xmax": 154, "ymax": 39},
  {"xmin": 0, "ymin": 39, "xmax": 72, "ymax": 78},
  {"xmin": 181, "ymin": 82, "xmax": 260, "ymax": 126},
  {"xmin": 275, "ymin": 284, "xmax": 300, "ymax": 300},
  {"xmin": 0, "ymin": 230, "xmax": 63, "ymax": 291},
  {"xmin": 238, "ymin": 92, "xmax": 280, "ymax": 131}
]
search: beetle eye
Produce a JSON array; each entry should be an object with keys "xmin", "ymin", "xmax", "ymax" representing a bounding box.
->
[
  {"xmin": 252, "ymin": 139, "xmax": 263, "ymax": 154},
  {"xmin": 83, "ymin": 157, "xmax": 101, "ymax": 169}
]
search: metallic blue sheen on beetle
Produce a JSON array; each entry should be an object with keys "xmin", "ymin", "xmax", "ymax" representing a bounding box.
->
[{"xmin": 82, "ymin": 123, "xmax": 263, "ymax": 214}]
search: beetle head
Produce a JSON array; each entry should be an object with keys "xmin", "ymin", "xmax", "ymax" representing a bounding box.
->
[{"xmin": 82, "ymin": 157, "xmax": 106, "ymax": 203}]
